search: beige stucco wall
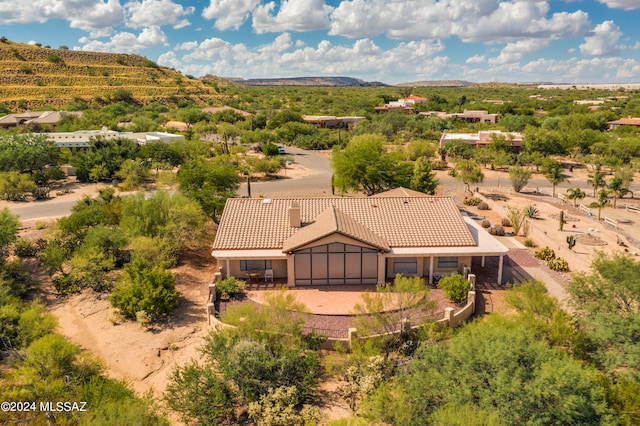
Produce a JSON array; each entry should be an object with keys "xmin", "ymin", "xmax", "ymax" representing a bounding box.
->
[{"xmin": 386, "ymin": 255, "xmax": 473, "ymax": 279}]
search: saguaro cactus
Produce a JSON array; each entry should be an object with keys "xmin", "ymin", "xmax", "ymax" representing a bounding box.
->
[
  {"xmin": 559, "ymin": 210, "xmax": 566, "ymax": 231},
  {"xmin": 566, "ymin": 235, "xmax": 576, "ymax": 250}
]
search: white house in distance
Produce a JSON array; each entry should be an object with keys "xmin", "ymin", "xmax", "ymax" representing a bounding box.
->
[
  {"xmin": 440, "ymin": 130, "xmax": 523, "ymax": 153},
  {"xmin": 212, "ymin": 187, "xmax": 509, "ymax": 287},
  {"xmin": 40, "ymin": 128, "xmax": 184, "ymax": 148}
]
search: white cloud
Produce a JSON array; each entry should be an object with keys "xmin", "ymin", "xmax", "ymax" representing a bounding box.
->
[
  {"xmin": 160, "ymin": 35, "xmax": 447, "ymax": 83},
  {"xmin": 175, "ymin": 41, "xmax": 199, "ymax": 51},
  {"xmin": 328, "ymin": 0, "xmax": 590, "ymax": 44},
  {"xmin": 79, "ymin": 26, "xmax": 168, "ymax": 53},
  {"xmin": 125, "ymin": 0, "xmax": 195, "ymax": 29},
  {"xmin": 253, "ymin": 0, "xmax": 333, "ymax": 33},
  {"xmin": 580, "ymin": 21, "xmax": 622, "ymax": 56},
  {"xmin": 0, "ymin": 0, "xmax": 125, "ymax": 37},
  {"xmin": 466, "ymin": 55, "xmax": 485, "ymax": 64},
  {"xmin": 489, "ymin": 39, "xmax": 550, "ymax": 64},
  {"xmin": 202, "ymin": 0, "xmax": 260, "ymax": 31},
  {"xmin": 597, "ymin": 0, "xmax": 640, "ymax": 10}
]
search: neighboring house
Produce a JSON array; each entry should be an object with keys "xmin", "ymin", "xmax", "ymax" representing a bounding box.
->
[
  {"xmin": 0, "ymin": 111, "xmax": 81, "ymax": 129},
  {"xmin": 202, "ymin": 106, "xmax": 253, "ymax": 118},
  {"xmin": 211, "ymin": 187, "xmax": 508, "ymax": 287},
  {"xmin": 608, "ymin": 117, "xmax": 640, "ymax": 130},
  {"xmin": 440, "ymin": 130, "xmax": 523, "ymax": 152},
  {"xmin": 421, "ymin": 110, "xmax": 499, "ymax": 124},
  {"xmin": 374, "ymin": 95, "xmax": 428, "ymax": 114},
  {"xmin": 39, "ymin": 128, "xmax": 184, "ymax": 148},
  {"xmin": 302, "ymin": 115, "xmax": 366, "ymax": 129}
]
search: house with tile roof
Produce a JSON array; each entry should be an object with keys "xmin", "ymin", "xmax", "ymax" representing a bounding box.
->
[
  {"xmin": 439, "ymin": 130, "xmax": 523, "ymax": 152},
  {"xmin": 211, "ymin": 188, "xmax": 509, "ymax": 286},
  {"xmin": 608, "ymin": 117, "xmax": 640, "ymax": 130}
]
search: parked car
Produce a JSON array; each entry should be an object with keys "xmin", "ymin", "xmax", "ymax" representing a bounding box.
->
[{"xmin": 277, "ymin": 146, "xmax": 286, "ymax": 155}]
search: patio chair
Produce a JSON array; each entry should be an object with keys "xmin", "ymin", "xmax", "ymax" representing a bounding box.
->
[{"xmin": 264, "ymin": 269, "xmax": 274, "ymax": 282}]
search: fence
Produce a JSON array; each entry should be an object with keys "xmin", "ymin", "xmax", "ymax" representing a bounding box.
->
[
  {"xmin": 626, "ymin": 204, "xmax": 640, "ymax": 214},
  {"xmin": 579, "ymin": 203, "xmax": 592, "ymax": 216},
  {"xmin": 557, "ymin": 193, "xmax": 567, "ymax": 203},
  {"xmin": 604, "ymin": 216, "xmax": 618, "ymax": 228},
  {"xmin": 207, "ymin": 275, "xmax": 478, "ymax": 351}
]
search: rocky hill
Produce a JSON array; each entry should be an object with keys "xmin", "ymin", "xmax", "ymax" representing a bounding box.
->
[
  {"xmin": 0, "ymin": 39, "xmax": 231, "ymax": 111},
  {"xmin": 230, "ymin": 76, "xmax": 387, "ymax": 87}
]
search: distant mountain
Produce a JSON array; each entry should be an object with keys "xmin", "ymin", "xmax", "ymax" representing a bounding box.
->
[
  {"xmin": 0, "ymin": 39, "xmax": 228, "ymax": 110},
  {"xmin": 396, "ymin": 80, "xmax": 475, "ymax": 87},
  {"xmin": 231, "ymin": 76, "xmax": 388, "ymax": 87}
]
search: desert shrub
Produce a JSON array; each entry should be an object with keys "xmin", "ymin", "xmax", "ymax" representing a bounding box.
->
[
  {"xmin": 524, "ymin": 205, "xmax": 539, "ymax": 218},
  {"xmin": 52, "ymin": 273, "xmax": 80, "ymax": 295},
  {"xmin": 477, "ymin": 201, "xmax": 490, "ymax": 210},
  {"xmin": 548, "ymin": 258, "xmax": 569, "ymax": 272},
  {"xmin": 489, "ymin": 225, "xmax": 505, "ymax": 236},
  {"xmin": 463, "ymin": 197, "xmax": 481, "ymax": 206},
  {"xmin": 19, "ymin": 65, "xmax": 33, "ymax": 74},
  {"xmin": 46, "ymin": 53, "xmax": 64, "ymax": 64},
  {"xmin": 501, "ymin": 217, "xmax": 512, "ymax": 227},
  {"xmin": 109, "ymin": 263, "xmax": 179, "ymax": 321},
  {"xmin": 216, "ymin": 276, "xmax": 246, "ymax": 300},
  {"xmin": 534, "ymin": 247, "xmax": 556, "ymax": 261},
  {"xmin": 431, "ymin": 160, "xmax": 447, "ymax": 170},
  {"xmin": 248, "ymin": 386, "xmax": 321, "ymax": 426},
  {"xmin": 524, "ymin": 239, "xmax": 536, "ymax": 247},
  {"xmin": 437, "ymin": 274, "xmax": 470, "ymax": 303},
  {"xmin": 481, "ymin": 219, "xmax": 491, "ymax": 228},
  {"xmin": 13, "ymin": 238, "xmax": 38, "ymax": 257}
]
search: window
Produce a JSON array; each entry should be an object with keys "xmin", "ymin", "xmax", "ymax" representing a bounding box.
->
[
  {"xmin": 294, "ymin": 243, "xmax": 378, "ymax": 285},
  {"xmin": 393, "ymin": 257, "xmax": 417, "ymax": 275},
  {"xmin": 438, "ymin": 256, "xmax": 458, "ymax": 269},
  {"xmin": 240, "ymin": 260, "xmax": 272, "ymax": 271}
]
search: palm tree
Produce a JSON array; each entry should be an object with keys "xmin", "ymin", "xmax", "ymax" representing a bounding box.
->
[
  {"xmin": 589, "ymin": 189, "xmax": 611, "ymax": 221},
  {"xmin": 587, "ymin": 164, "xmax": 606, "ymax": 197},
  {"xmin": 566, "ymin": 187, "xmax": 586, "ymax": 207},
  {"xmin": 608, "ymin": 176, "xmax": 629, "ymax": 208},
  {"xmin": 542, "ymin": 161, "xmax": 567, "ymax": 198}
]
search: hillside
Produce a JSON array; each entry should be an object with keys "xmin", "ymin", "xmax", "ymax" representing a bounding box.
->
[
  {"xmin": 229, "ymin": 76, "xmax": 387, "ymax": 86},
  {"xmin": 0, "ymin": 40, "xmax": 232, "ymax": 110}
]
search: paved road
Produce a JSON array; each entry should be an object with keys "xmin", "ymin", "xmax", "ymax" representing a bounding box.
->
[
  {"xmin": 238, "ymin": 146, "xmax": 333, "ymax": 198},
  {"xmin": 7, "ymin": 148, "xmax": 333, "ymax": 222},
  {"xmin": 9, "ymin": 198, "xmax": 80, "ymax": 222}
]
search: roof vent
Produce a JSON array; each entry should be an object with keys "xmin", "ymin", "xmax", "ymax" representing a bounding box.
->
[{"xmin": 262, "ymin": 198, "xmax": 272, "ymax": 204}]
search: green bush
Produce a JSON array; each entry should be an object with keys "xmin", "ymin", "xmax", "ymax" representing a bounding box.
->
[
  {"xmin": 534, "ymin": 247, "xmax": 556, "ymax": 262},
  {"xmin": 52, "ymin": 274, "xmax": 80, "ymax": 295},
  {"xmin": 463, "ymin": 197, "xmax": 481, "ymax": 206},
  {"xmin": 46, "ymin": 53, "xmax": 64, "ymax": 64},
  {"xmin": 437, "ymin": 274, "xmax": 470, "ymax": 304},
  {"xmin": 216, "ymin": 276, "xmax": 246, "ymax": 300},
  {"xmin": 110, "ymin": 263, "xmax": 179, "ymax": 321},
  {"xmin": 548, "ymin": 258, "xmax": 569, "ymax": 272},
  {"xmin": 13, "ymin": 238, "xmax": 38, "ymax": 257},
  {"xmin": 524, "ymin": 239, "xmax": 536, "ymax": 247}
]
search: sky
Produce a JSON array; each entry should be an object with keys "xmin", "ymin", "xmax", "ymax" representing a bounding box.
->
[{"xmin": 1, "ymin": 0, "xmax": 640, "ymax": 84}]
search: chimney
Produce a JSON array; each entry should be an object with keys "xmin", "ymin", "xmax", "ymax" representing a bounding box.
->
[{"xmin": 289, "ymin": 201, "xmax": 301, "ymax": 228}]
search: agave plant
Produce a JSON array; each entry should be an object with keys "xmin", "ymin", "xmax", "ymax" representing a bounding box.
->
[{"xmin": 523, "ymin": 204, "xmax": 539, "ymax": 219}]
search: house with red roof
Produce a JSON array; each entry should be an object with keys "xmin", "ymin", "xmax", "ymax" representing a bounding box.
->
[{"xmin": 608, "ymin": 117, "xmax": 640, "ymax": 130}]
